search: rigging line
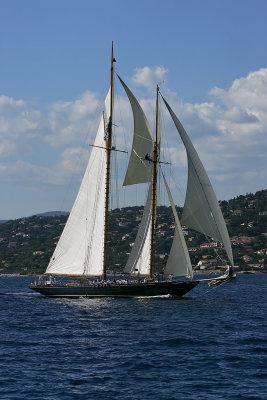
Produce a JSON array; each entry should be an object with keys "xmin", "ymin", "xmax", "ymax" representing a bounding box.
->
[
  {"xmin": 129, "ymin": 212, "xmax": 151, "ymax": 273},
  {"xmin": 133, "ymin": 149, "xmax": 147, "ymax": 166},
  {"xmin": 109, "ymin": 150, "xmax": 117, "ymax": 210},
  {"xmin": 83, "ymin": 179, "xmax": 101, "ymax": 274},
  {"xmin": 113, "ymin": 70, "xmax": 130, "ymax": 144},
  {"xmin": 83, "ymin": 152, "xmax": 106, "ymax": 275},
  {"xmin": 159, "ymin": 97, "xmax": 187, "ymax": 205},
  {"xmin": 158, "ymin": 96, "xmax": 171, "ymax": 207},
  {"xmin": 126, "ymin": 184, "xmax": 151, "ymax": 275},
  {"xmin": 113, "ymin": 75, "xmax": 130, "ymax": 210},
  {"xmin": 113, "ymin": 72, "xmax": 128, "ymax": 155},
  {"xmin": 110, "ymin": 106, "xmax": 116, "ymax": 210},
  {"xmin": 197, "ymin": 278, "xmax": 230, "ymax": 298},
  {"xmin": 168, "ymin": 168, "xmax": 186, "ymax": 211},
  {"xmin": 114, "ymin": 147, "xmax": 119, "ymax": 209},
  {"xmin": 160, "ymin": 95, "xmax": 177, "ymax": 198},
  {"xmin": 134, "ymin": 133, "xmax": 154, "ymax": 143},
  {"xmin": 89, "ymin": 144, "xmax": 128, "ymax": 153}
]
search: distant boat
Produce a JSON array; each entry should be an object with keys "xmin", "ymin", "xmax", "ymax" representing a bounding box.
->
[{"xmin": 29, "ymin": 44, "xmax": 235, "ymax": 298}]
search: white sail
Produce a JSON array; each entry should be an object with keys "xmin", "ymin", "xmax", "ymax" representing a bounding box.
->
[
  {"xmin": 46, "ymin": 91, "xmax": 111, "ymax": 276},
  {"xmin": 162, "ymin": 97, "xmax": 234, "ymax": 266},
  {"xmin": 163, "ymin": 174, "xmax": 193, "ymax": 279},
  {"xmin": 124, "ymin": 184, "xmax": 152, "ymax": 275},
  {"xmin": 117, "ymin": 75, "xmax": 154, "ymax": 186}
]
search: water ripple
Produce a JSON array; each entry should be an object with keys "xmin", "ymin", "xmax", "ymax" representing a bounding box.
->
[{"xmin": 0, "ymin": 274, "xmax": 266, "ymax": 399}]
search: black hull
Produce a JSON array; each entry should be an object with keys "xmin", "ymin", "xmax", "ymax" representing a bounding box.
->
[{"xmin": 29, "ymin": 280, "xmax": 199, "ymax": 298}]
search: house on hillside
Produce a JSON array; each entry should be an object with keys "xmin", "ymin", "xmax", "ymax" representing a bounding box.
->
[
  {"xmin": 242, "ymin": 255, "xmax": 252, "ymax": 263},
  {"xmin": 33, "ymin": 251, "xmax": 45, "ymax": 256},
  {"xmin": 233, "ymin": 210, "xmax": 242, "ymax": 216},
  {"xmin": 8, "ymin": 242, "xmax": 17, "ymax": 248}
]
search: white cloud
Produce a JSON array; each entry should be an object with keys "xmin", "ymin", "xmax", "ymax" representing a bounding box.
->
[
  {"xmin": 210, "ymin": 68, "xmax": 267, "ymax": 138},
  {"xmin": 0, "ymin": 67, "xmax": 266, "ymax": 210},
  {"xmin": 163, "ymin": 147, "xmax": 187, "ymax": 168},
  {"xmin": 0, "ymin": 95, "xmax": 43, "ymax": 157},
  {"xmin": 130, "ymin": 67, "xmax": 267, "ymax": 200},
  {"xmin": 0, "ymin": 95, "xmax": 26, "ymax": 109},
  {"xmin": 45, "ymin": 90, "xmax": 102, "ymax": 147},
  {"xmin": 0, "ymin": 146, "xmax": 88, "ymax": 187},
  {"xmin": 185, "ymin": 69, "xmax": 266, "ymax": 198},
  {"xmin": 132, "ymin": 66, "xmax": 168, "ymax": 89},
  {"xmin": 211, "ymin": 68, "xmax": 267, "ymax": 108}
]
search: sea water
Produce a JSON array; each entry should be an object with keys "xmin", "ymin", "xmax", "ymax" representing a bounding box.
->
[{"xmin": 0, "ymin": 274, "xmax": 266, "ymax": 400}]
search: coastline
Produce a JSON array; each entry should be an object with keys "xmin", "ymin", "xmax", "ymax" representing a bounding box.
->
[{"xmin": 0, "ymin": 270, "xmax": 266, "ymax": 277}]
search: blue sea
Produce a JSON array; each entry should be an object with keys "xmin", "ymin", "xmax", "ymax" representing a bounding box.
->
[{"xmin": 0, "ymin": 274, "xmax": 266, "ymax": 400}]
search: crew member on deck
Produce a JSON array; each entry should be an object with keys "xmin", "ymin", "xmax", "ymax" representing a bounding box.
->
[{"xmin": 227, "ymin": 265, "xmax": 234, "ymax": 277}]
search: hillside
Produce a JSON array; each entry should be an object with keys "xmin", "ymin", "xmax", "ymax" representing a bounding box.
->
[{"xmin": 0, "ymin": 189, "xmax": 266, "ymax": 275}]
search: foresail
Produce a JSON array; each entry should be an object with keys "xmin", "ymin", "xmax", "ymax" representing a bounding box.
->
[
  {"xmin": 162, "ymin": 97, "xmax": 234, "ymax": 266},
  {"xmin": 124, "ymin": 184, "xmax": 152, "ymax": 275},
  {"xmin": 162, "ymin": 174, "xmax": 193, "ymax": 279},
  {"xmin": 117, "ymin": 75, "xmax": 154, "ymax": 186},
  {"xmin": 46, "ymin": 92, "xmax": 110, "ymax": 276}
]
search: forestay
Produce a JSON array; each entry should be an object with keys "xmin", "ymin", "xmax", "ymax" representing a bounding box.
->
[
  {"xmin": 162, "ymin": 97, "xmax": 234, "ymax": 266},
  {"xmin": 117, "ymin": 75, "xmax": 154, "ymax": 186},
  {"xmin": 46, "ymin": 90, "xmax": 111, "ymax": 276}
]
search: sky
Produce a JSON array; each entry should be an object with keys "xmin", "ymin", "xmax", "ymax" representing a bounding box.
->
[{"xmin": 0, "ymin": 0, "xmax": 267, "ymax": 219}]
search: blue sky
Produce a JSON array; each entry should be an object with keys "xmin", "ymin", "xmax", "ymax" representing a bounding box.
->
[{"xmin": 1, "ymin": 0, "xmax": 267, "ymax": 219}]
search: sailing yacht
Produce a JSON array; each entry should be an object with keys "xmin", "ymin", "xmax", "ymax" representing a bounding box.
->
[{"xmin": 29, "ymin": 45, "xmax": 234, "ymax": 297}]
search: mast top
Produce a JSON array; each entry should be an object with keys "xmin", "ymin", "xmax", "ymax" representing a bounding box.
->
[{"xmin": 111, "ymin": 42, "xmax": 116, "ymax": 65}]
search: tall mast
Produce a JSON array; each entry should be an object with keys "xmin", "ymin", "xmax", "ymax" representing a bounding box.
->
[
  {"xmin": 103, "ymin": 42, "xmax": 115, "ymax": 280},
  {"xmin": 149, "ymin": 85, "xmax": 160, "ymax": 279}
]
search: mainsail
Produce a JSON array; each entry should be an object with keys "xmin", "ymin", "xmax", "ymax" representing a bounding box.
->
[
  {"xmin": 162, "ymin": 97, "xmax": 234, "ymax": 266},
  {"xmin": 46, "ymin": 90, "xmax": 111, "ymax": 276},
  {"xmin": 117, "ymin": 75, "xmax": 154, "ymax": 186}
]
